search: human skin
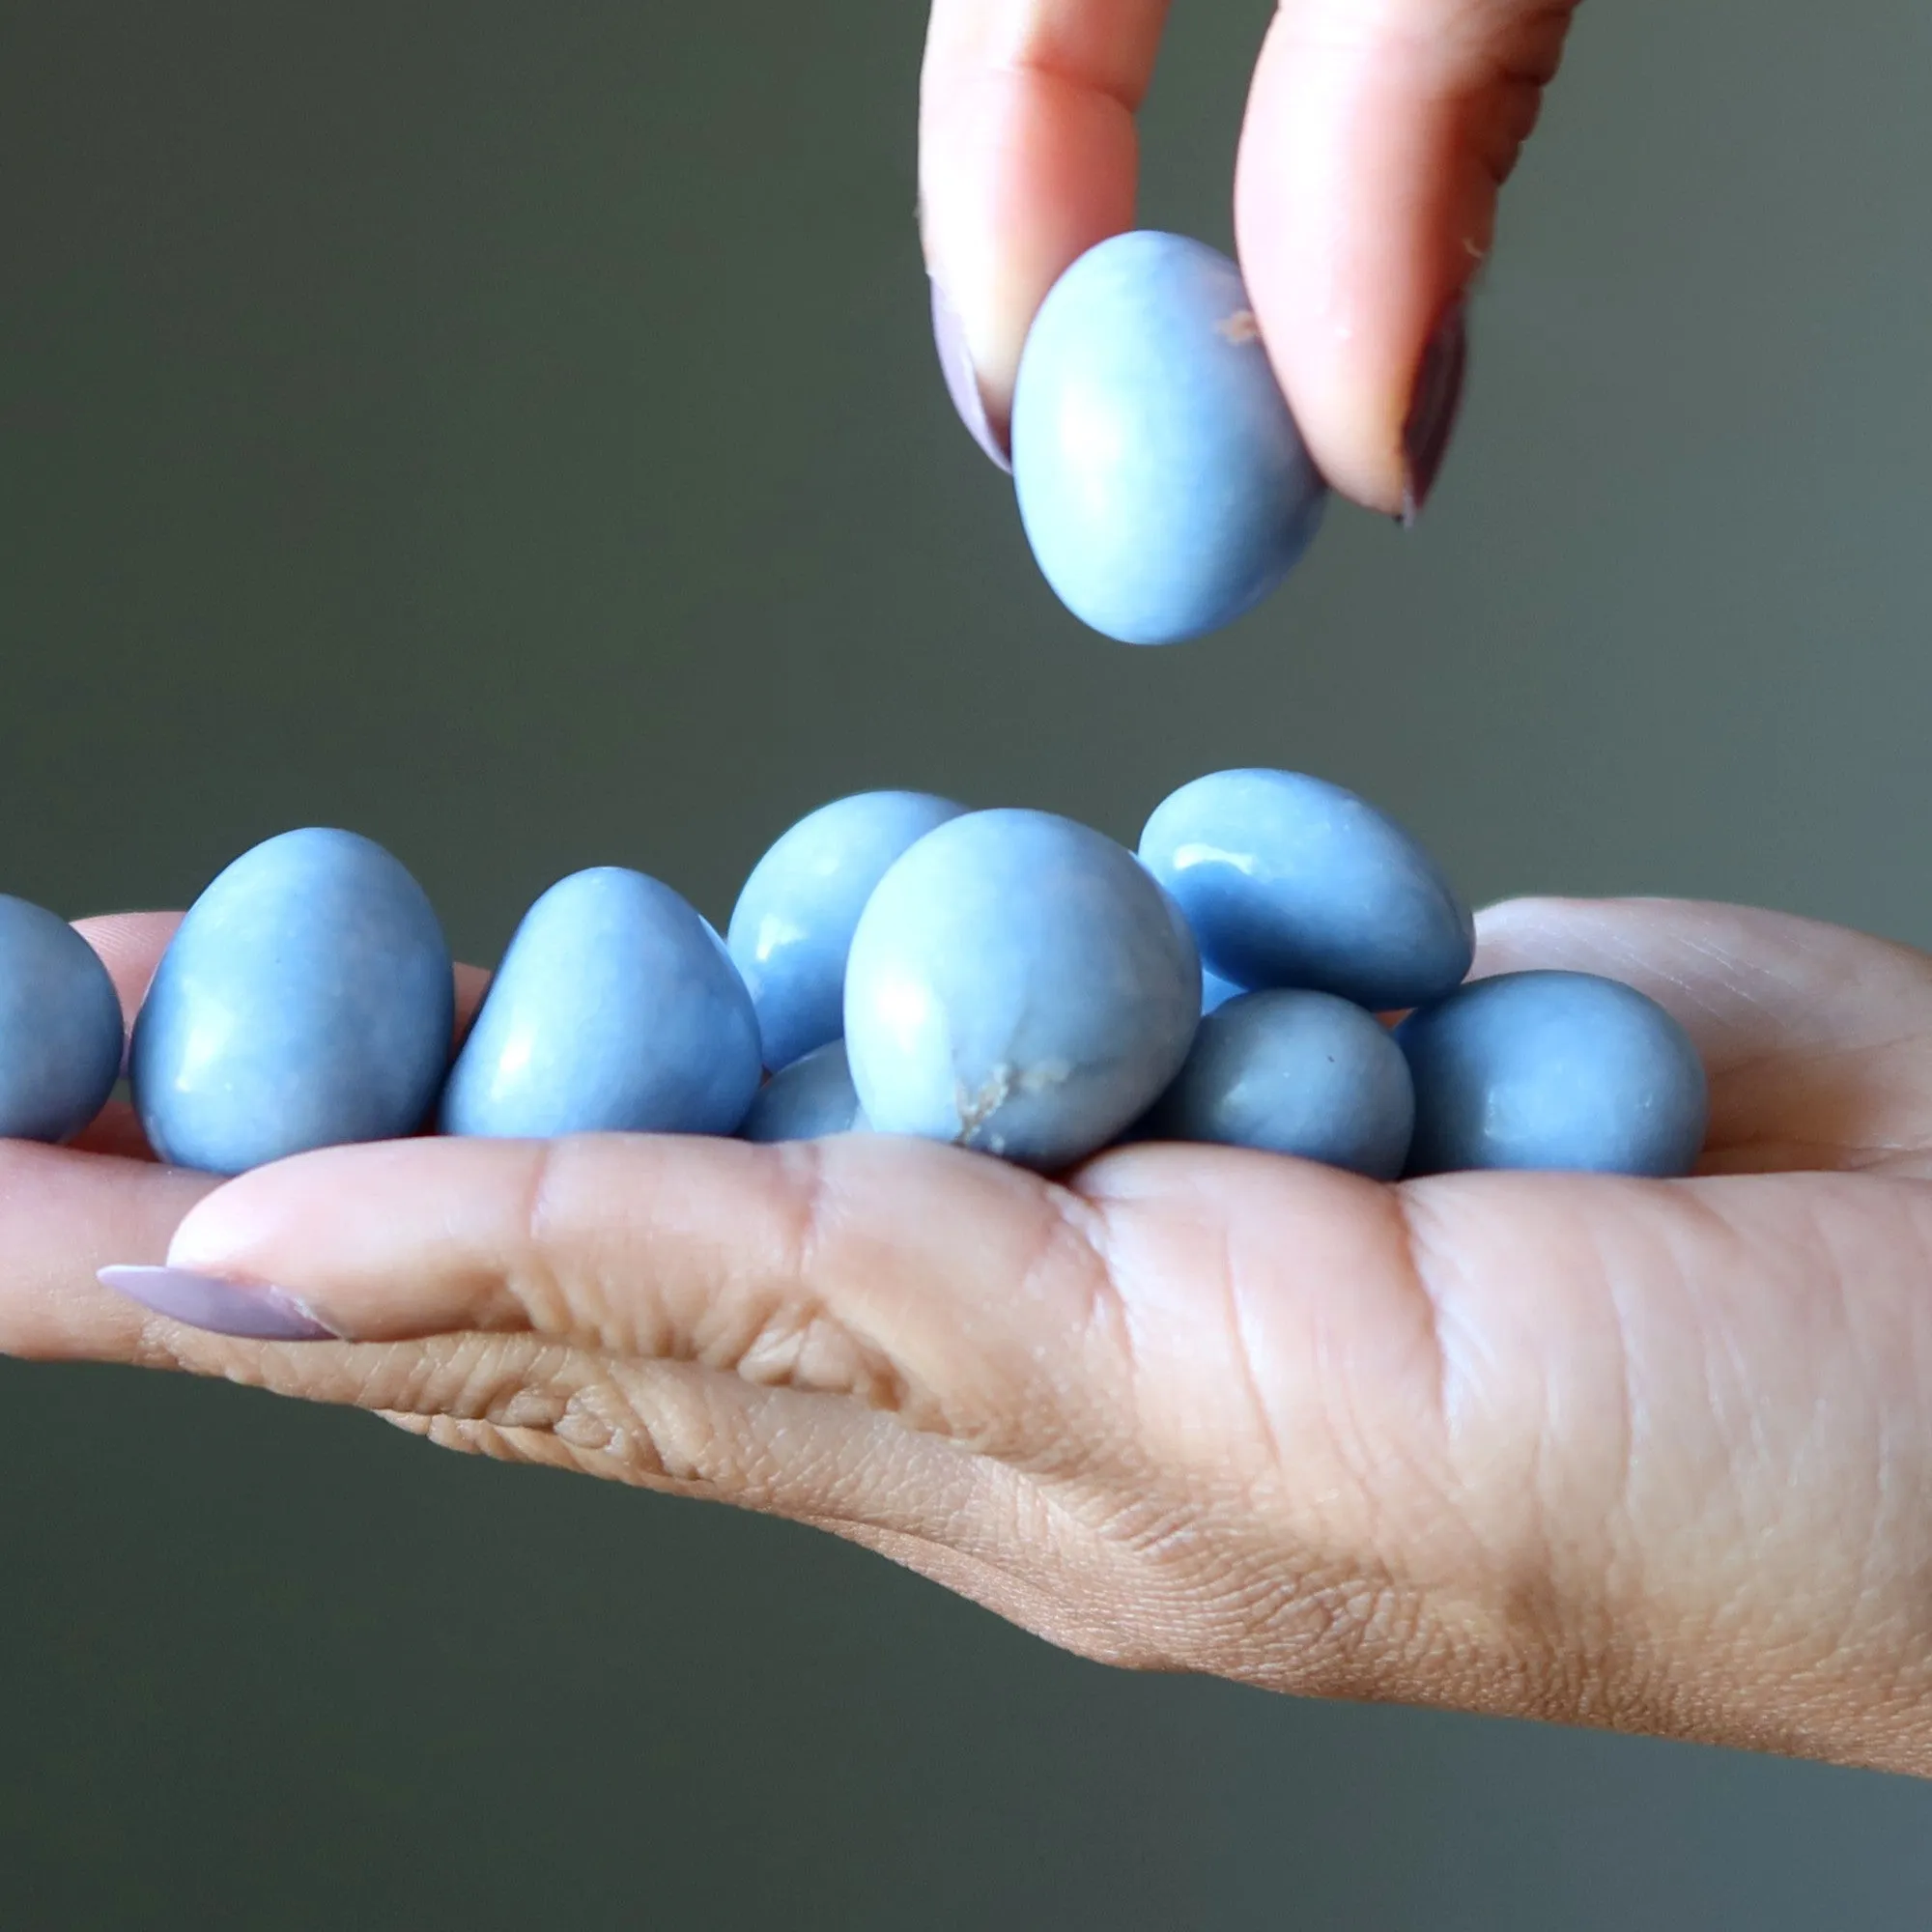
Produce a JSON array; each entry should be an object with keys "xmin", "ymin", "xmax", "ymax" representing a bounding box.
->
[
  {"xmin": 920, "ymin": 0, "xmax": 1581, "ymax": 513},
  {"xmin": 14, "ymin": 897, "xmax": 1932, "ymax": 1778}
]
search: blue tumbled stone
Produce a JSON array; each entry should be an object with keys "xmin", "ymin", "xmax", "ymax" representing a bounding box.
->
[
  {"xmin": 740, "ymin": 1038, "xmax": 869, "ymax": 1144},
  {"xmin": 1140, "ymin": 768, "xmax": 1474, "ymax": 1012},
  {"xmin": 131, "ymin": 828, "xmax": 453, "ymax": 1175},
  {"xmin": 1143, "ymin": 989, "xmax": 1413, "ymax": 1179},
  {"xmin": 844, "ymin": 809, "xmax": 1201, "ymax": 1170},
  {"xmin": 1396, "ymin": 970, "xmax": 1710, "ymax": 1178},
  {"xmin": 441, "ymin": 867, "xmax": 761, "ymax": 1139},
  {"xmin": 1010, "ymin": 231, "xmax": 1326, "ymax": 645},
  {"xmin": 0, "ymin": 896, "xmax": 124, "ymax": 1143},
  {"xmin": 728, "ymin": 790, "xmax": 967, "ymax": 1071}
]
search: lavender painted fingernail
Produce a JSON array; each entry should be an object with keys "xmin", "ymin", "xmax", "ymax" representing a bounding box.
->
[
  {"xmin": 931, "ymin": 279, "xmax": 1010, "ymax": 472},
  {"xmin": 1400, "ymin": 299, "xmax": 1469, "ymax": 527},
  {"xmin": 97, "ymin": 1264, "xmax": 339, "ymax": 1341}
]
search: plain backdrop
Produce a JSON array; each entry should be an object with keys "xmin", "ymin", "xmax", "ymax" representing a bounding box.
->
[{"xmin": 5, "ymin": 2, "xmax": 1932, "ymax": 1923}]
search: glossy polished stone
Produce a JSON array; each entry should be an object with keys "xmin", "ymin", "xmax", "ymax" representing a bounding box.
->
[
  {"xmin": 1010, "ymin": 231, "xmax": 1326, "ymax": 645},
  {"xmin": 739, "ymin": 1038, "xmax": 869, "ymax": 1143},
  {"xmin": 844, "ymin": 809, "xmax": 1201, "ymax": 1170},
  {"xmin": 1140, "ymin": 768, "xmax": 1473, "ymax": 1011},
  {"xmin": 0, "ymin": 896, "xmax": 124, "ymax": 1143},
  {"xmin": 1143, "ymin": 989, "xmax": 1414, "ymax": 1179},
  {"xmin": 131, "ymin": 828, "xmax": 453, "ymax": 1175},
  {"xmin": 441, "ymin": 867, "xmax": 760, "ymax": 1139},
  {"xmin": 1397, "ymin": 970, "xmax": 1710, "ymax": 1177},
  {"xmin": 728, "ymin": 790, "xmax": 966, "ymax": 1071}
]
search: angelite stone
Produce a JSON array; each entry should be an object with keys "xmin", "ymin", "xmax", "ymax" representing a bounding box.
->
[
  {"xmin": 740, "ymin": 1038, "xmax": 869, "ymax": 1144},
  {"xmin": 1143, "ymin": 989, "xmax": 1414, "ymax": 1180},
  {"xmin": 131, "ymin": 828, "xmax": 453, "ymax": 1175},
  {"xmin": 0, "ymin": 896, "xmax": 124, "ymax": 1143},
  {"xmin": 1397, "ymin": 970, "xmax": 1710, "ymax": 1178},
  {"xmin": 728, "ymin": 790, "xmax": 966, "ymax": 1071},
  {"xmin": 1140, "ymin": 768, "xmax": 1473, "ymax": 1012},
  {"xmin": 1010, "ymin": 231, "xmax": 1326, "ymax": 645},
  {"xmin": 441, "ymin": 867, "xmax": 761, "ymax": 1139},
  {"xmin": 844, "ymin": 809, "xmax": 1201, "ymax": 1170}
]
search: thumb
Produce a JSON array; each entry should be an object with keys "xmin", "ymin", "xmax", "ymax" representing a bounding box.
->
[{"xmin": 1235, "ymin": 0, "xmax": 1580, "ymax": 516}]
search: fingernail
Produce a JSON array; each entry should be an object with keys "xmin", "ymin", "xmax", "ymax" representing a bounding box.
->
[
  {"xmin": 97, "ymin": 1264, "xmax": 340, "ymax": 1341},
  {"xmin": 1401, "ymin": 300, "xmax": 1469, "ymax": 527},
  {"xmin": 930, "ymin": 278, "xmax": 1010, "ymax": 472}
]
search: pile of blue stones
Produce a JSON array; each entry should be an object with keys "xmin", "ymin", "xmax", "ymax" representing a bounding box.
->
[{"xmin": 0, "ymin": 770, "xmax": 1710, "ymax": 1183}]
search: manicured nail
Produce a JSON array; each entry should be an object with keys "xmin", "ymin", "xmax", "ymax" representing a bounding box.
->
[
  {"xmin": 930, "ymin": 279, "xmax": 1011, "ymax": 472},
  {"xmin": 1401, "ymin": 300, "xmax": 1468, "ymax": 527},
  {"xmin": 97, "ymin": 1264, "xmax": 339, "ymax": 1341}
]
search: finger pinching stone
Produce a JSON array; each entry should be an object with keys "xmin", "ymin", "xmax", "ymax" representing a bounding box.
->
[
  {"xmin": 1010, "ymin": 231, "xmax": 1327, "ymax": 645},
  {"xmin": 1396, "ymin": 971, "xmax": 1710, "ymax": 1178},
  {"xmin": 131, "ymin": 829, "xmax": 455, "ymax": 1175},
  {"xmin": 1139, "ymin": 768, "xmax": 1474, "ymax": 1012},
  {"xmin": 440, "ymin": 867, "xmax": 762, "ymax": 1138},
  {"xmin": 0, "ymin": 896, "xmax": 125, "ymax": 1144},
  {"xmin": 1142, "ymin": 989, "xmax": 1415, "ymax": 1180},
  {"xmin": 739, "ymin": 1038, "xmax": 869, "ymax": 1144},
  {"xmin": 844, "ymin": 809, "xmax": 1202, "ymax": 1170},
  {"xmin": 727, "ymin": 790, "xmax": 966, "ymax": 1071}
]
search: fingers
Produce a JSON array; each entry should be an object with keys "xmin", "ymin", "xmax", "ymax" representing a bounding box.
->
[
  {"xmin": 1472, "ymin": 897, "xmax": 1932, "ymax": 1174},
  {"xmin": 0, "ymin": 1141, "xmax": 220, "ymax": 1359},
  {"xmin": 1235, "ymin": 0, "xmax": 1579, "ymax": 513},
  {"xmin": 920, "ymin": 0, "xmax": 1579, "ymax": 513},
  {"xmin": 157, "ymin": 1131, "xmax": 1132, "ymax": 1463},
  {"xmin": 920, "ymin": 0, "xmax": 1169, "ymax": 462}
]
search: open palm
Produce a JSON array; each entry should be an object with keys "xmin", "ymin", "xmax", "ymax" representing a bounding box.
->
[{"xmin": 11, "ymin": 895, "xmax": 1932, "ymax": 1777}]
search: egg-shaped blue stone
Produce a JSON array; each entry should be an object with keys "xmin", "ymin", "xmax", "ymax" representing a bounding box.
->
[
  {"xmin": 844, "ymin": 809, "xmax": 1201, "ymax": 1170},
  {"xmin": 1140, "ymin": 768, "xmax": 1474, "ymax": 1011},
  {"xmin": 441, "ymin": 867, "xmax": 760, "ymax": 1139},
  {"xmin": 1010, "ymin": 231, "xmax": 1327, "ymax": 646},
  {"xmin": 131, "ymin": 828, "xmax": 453, "ymax": 1175},
  {"xmin": 728, "ymin": 791, "xmax": 967, "ymax": 1071},
  {"xmin": 0, "ymin": 897, "xmax": 124, "ymax": 1143},
  {"xmin": 1397, "ymin": 971, "xmax": 1710, "ymax": 1178},
  {"xmin": 1143, "ymin": 989, "xmax": 1414, "ymax": 1179},
  {"xmin": 740, "ymin": 1038, "xmax": 869, "ymax": 1144}
]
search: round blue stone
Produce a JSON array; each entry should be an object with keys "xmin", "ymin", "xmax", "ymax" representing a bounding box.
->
[
  {"xmin": 740, "ymin": 1038, "xmax": 869, "ymax": 1144},
  {"xmin": 728, "ymin": 790, "xmax": 967, "ymax": 1071},
  {"xmin": 131, "ymin": 828, "xmax": 453, "ymax": 1175},
  {"xmin": 1140, "ymin": 768, "xmax": 1474, "ymax": 1011},
  {"xmin": 441, "ymin": 867, "xmax": 761, "ymax": 1139},
  {"xmin": 1010, "ymin": 231, "xmax": 1327, "ymax": 645},
  {"xmin": 1143, "ymin": 989, "xmax": 1414, "ymax": 1179},
  {"xmin": 1397, "ymin": 970, "xmax": 1710, "ymax": 1177},
  {"xmin": 844, "ymin": 809, "xmax": 1201, "ymax": 1170},
  {"xmin": 0, "ymin": 897, "xmax": 124, "ymax": 1144}
]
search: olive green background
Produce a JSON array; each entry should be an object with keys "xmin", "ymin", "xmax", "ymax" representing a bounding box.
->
[{"xmin": 5, "ymin": 1, "xmax": 1931, "ymax": 1923}]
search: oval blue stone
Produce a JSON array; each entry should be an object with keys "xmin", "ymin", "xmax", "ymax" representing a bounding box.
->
[
  {"xmin": 1140, "ymin": 768, "xmax": 1474, "ymax": 1011},
  {"xmin": 1397, "ymin": 970, "xmax": 1710, "ymax": 1178},
  {"xmin": 0, "ymin": 897, "xmax": 124, "ymax": 1143},
  {"xmin": 1144, "ymin": 989, "xmax": 1414, "ymax": 1179},
  {"xmin": 441, "ymin": 867, "xmax": 761, "ymax": 1139},
  {"xmin": 728, "ymin": 790, "xmax": 967, "ymax": 1071},
  {"xmin": 131, "ymin": 828, "xmax": 453, "ymax": 1175},
  {"xmin": 1010, "ymin": 231, "xmax": 1327, "ymax": 645},
  {"xmin": 844, "ymin": 809, "xmax": 1201, "ymax": 1170},
  {"xmin": 740, "ymin": 1038, "xmax": 869, "ymax": 1144}
]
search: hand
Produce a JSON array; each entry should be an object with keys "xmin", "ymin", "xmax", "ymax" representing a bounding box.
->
[
  {"xmin": 920, "ymin": 0, "xmax": 1580, "ymax": 513},
  {"xmin": 12, "ymin": 896, "xmax": 1932, "ymax": 1778}
]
